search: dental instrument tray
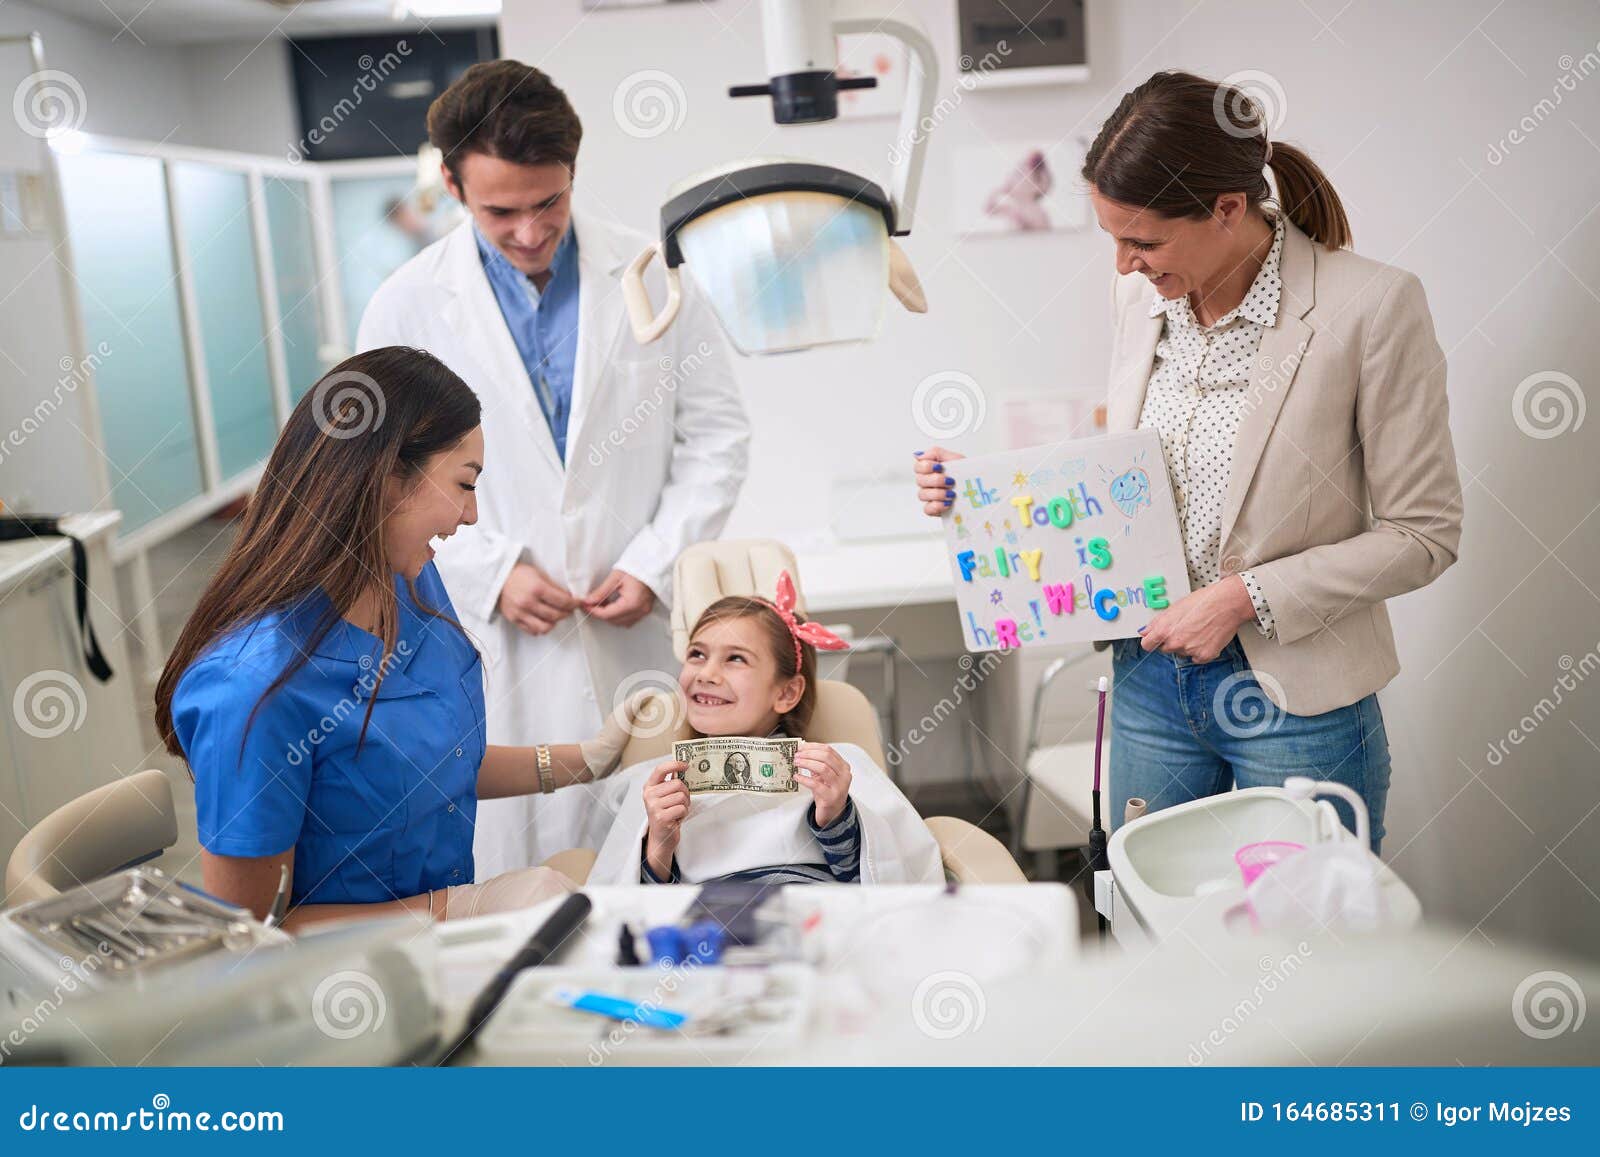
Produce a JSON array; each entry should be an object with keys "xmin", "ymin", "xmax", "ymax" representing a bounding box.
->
[
  {"xmin": 0, "ymin": 866, "xmax": 290, "ymax": 992},
  {"xmin": 473, "ymin": 964, "xmax": 815, "ymax": 1063}
]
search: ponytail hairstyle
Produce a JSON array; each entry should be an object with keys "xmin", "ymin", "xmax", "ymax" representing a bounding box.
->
[
  {"xmin": 689, "ymin": 597, "xmax": 819, "ymax": 737},
  {"xmin": 1081, "ymin": 70, "xmax": 1351, "ymax": 249}
]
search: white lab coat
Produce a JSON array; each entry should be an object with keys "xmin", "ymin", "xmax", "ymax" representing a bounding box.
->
[{"xmin": 356, "ymin": 212, "xmax": 749, "ymax": 875}]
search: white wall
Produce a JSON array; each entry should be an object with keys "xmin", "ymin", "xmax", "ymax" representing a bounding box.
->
[
  {"xmin": 0, "ymin": 2, "xmax": 298, "ymax": 153},
  {"xmin": 502, "ymin": 0, "xmax": 1600, "ymax": 958},
  {"xmin": 0, "ymin": 2, "xmax": 190, "ymax": 140},
  {"xmin": 177, "ymin": 38, "xmax": 299, "ymax": 158}
]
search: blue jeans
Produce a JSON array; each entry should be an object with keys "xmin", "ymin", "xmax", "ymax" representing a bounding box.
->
[{"xmin": 1108, "ymin": 637, "xmax": 1392, "ymax": 853}]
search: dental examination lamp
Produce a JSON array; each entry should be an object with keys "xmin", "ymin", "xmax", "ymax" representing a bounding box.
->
[{"xmin": 623, "ymin": 0, "xmax": 938, "ymax": 355}]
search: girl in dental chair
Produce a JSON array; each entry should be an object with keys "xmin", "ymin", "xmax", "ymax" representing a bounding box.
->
[{"xmin": 587, "ymin": 573, "xmax": 944, "ymax": 886}]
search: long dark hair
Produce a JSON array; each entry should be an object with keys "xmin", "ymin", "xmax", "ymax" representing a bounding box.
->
[
  {"xmin": 154, "ymin": 346, "xmax": 481, "ymax": 759},
  {"xmin": 690, "ymin": 597, "xmax": 819, "ymax": 737},
  {"xmin": 1082, "ymin": 70, "xmax": 1351, "ymax": 249}
]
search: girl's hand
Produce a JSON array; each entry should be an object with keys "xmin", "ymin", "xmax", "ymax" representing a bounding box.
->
[
  {"xmin": 642, "ymin": 761, "xmax": 690, "ymax": 878},
  {"xmin": 913, "ymin": 447, "xmax": 964, "ymax": 515},
  {"xmin": 795, "ymin": 743, "xmax": 853, "ymax": 828}
]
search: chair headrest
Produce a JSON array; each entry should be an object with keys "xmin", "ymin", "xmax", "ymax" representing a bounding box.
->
[{"xmin": 671, "ymin": 539, "xmax": 809, "ymax": 660}]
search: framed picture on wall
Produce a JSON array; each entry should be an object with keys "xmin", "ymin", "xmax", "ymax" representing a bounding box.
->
[
  {"xmin": 955, "ymin": 138, "xmax": 1089, "ymax": 236},
  {"xmin": 835, "ymin": 33, "xmax": 910, "ymax": 120}
]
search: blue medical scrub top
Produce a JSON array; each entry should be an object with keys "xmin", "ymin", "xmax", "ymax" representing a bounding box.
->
[{"xmin": 171, "ymin": 562, "xmax": 484, "ymax": 906}]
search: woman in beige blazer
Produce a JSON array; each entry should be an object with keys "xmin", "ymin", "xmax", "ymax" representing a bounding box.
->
[{"xmin": 915, "ymin": 72, "xmax": 1463, "ymax": 852}]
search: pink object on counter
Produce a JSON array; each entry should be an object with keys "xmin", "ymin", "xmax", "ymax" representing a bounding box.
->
[{"xmin": 1235, "ymin": 841, "xmax": 1306, "ymax": 886}]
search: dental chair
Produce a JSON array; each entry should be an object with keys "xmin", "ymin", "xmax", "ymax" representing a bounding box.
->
[
  {"xmin": 550, "ymin": 539, "xmax": 1026, "ymax": 886},
  {"xmin": 4, "ymin": 768, "xmax": 179, "ymax": 908}
]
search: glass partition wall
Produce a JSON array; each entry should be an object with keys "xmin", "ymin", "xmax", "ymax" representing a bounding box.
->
[{"xmin": 50, "ymin": 138, "xmax": 450, "ymax": 661}]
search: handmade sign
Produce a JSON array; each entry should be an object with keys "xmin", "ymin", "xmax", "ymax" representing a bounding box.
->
[{"xmin": 940, "ymin": 430, "xmax": 1191, "ymax": 651}]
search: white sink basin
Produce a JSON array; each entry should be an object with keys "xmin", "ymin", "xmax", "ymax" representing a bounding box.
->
[{"xmin": 1107, "ymin": 787, "xmax": 1421, "ymax": 941}]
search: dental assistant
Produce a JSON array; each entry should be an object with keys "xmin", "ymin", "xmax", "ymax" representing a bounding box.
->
[
  {"xmin": 915, "ymin": 71, "xmax": 1464, "ymax": 851},
  {"xmin": 357, "ymin": 60, "xmax": 749, "ymax": 874},
  {"xmin": 154, "ymin": 348, "xmax": 629, "ymax": 929}
]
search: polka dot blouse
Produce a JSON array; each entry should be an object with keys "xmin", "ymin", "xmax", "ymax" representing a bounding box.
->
[{"xmin": 1137, "ymin": 216, "xmax": 1285, "ymax": 639}]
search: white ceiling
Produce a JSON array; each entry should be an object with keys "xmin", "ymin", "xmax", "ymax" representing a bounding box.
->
[{"xmin": 23, "ymin": 0, "xmax": 488, "ymax": 44}]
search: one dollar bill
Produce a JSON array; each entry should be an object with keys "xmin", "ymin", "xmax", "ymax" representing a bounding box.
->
[{"xmin": 672, "ymin": 737, "xmax": 801, "ymax": 794}]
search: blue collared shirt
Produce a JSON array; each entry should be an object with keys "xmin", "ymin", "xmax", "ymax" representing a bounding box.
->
[
  {"xmin": 172, "ymin": 563, "xmax": 483, "ymax": 906},
  {"xmin": 474, "ymin": 224, "xmax": 581, "ymax": 462}
]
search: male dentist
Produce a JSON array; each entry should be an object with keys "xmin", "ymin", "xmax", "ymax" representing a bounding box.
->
[{"xmin": 358, "ymin": 61, "xmax": 748, "ymax": 873}]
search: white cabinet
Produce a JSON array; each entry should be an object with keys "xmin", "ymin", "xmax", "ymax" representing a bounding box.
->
[{"xmin": 0, "ymin": 512, "xmax": 143, "ymax": 873}]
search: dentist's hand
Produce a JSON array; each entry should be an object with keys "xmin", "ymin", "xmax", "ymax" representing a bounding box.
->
[
  {"xmin": 913, "ymin": 447, "xmax": 964, "ymax": 515},
  {"xmin": 583, "ymin": 569, "xmax": 656, "ymax": 627},
  {"xmin": 498, "ymin": 562, "xmax": 580, "ymax": 636},
  {"xmin": 438, "ymin": 865, "xmax": 574, "ymax": 920},
  {"xmin": 642, "ymin": 761, "xmax": 690, "ymax": 880}
]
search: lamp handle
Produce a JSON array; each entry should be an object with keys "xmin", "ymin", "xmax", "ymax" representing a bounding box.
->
[{"xmin": 622, "ymin": 242, "xmax": 682, "ymax": 344}]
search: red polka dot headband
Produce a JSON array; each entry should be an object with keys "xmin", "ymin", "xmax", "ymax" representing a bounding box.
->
[{"xmin": 759, "ymin": 570, "xmax": 850, "ymax": 671}]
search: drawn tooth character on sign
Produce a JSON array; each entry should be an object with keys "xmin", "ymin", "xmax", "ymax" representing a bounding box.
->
[{"xmin": 1108, "ymin": 465, "xmax": 1152, "ymax": 520}]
